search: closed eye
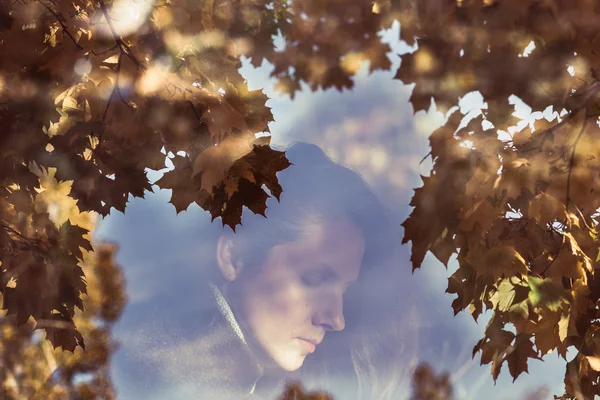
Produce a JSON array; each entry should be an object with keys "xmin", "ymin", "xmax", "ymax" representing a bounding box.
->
[
  {"xmin": 301, "ymin": 275, "xmax": 323, "ymax": 287},
  {"xmin": 301, "ymin": 268, "xmax": 334, "ymax": 287}
]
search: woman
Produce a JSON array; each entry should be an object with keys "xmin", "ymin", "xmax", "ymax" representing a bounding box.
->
[{"xmin": 124, "ymin": 142, "xmax": 414, "ymax": 399}]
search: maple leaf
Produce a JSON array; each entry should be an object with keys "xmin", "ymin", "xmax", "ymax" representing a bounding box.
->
[
  {"xmin": 528, "ymin": 193, "xmax": 566, "ymax": 228},
  {"xmin": 192, "ymin": 132, "xmax": 257, "ymax": 193},
  {"xmin": 478, "ymin": 246, "xmax": 529, "ymax": 280},
  {"xmin": 477, "ymin": 328, "xmax": 515, "ymax": 381},
  {"xmin": 59, "ymin": 219, "xmax": 93, "ymax": 261},
  {"xmin": 506, "ymin": 336, "xmax": 538, "ymax": 382},
  {"xmin": 38, "ymin": 312, "xmax": 85, "ymax": 352},
  {"xmin": 527, "ymin": 276, "xmax": 571, "ymax": 312},
  {"xmin": 548, "ymin": 233, "xmax": 593, "ymax": 281},
  {"xmin": 527, "ymin": 310, "xmax": 562, "ymax": 357},
  {"xmin": 491, "ymin": 279, "xmax": 518, "ymax": 312},
  {"xmin": 201, "ymin": 143, "xmax": 291, "ymax": 230},
  {"xmin": 155, "ymin": 154, "xmax": 204, "ymax": 214}
]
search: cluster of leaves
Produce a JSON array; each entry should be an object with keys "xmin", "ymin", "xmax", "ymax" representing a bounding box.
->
[
  {"xmin": 397, "ymin": 0, "xmax": 600, "ymax": 398},
  {"xmin": 0, "ymin": 0, "xmax": 403, "ymax": 352},
  {"xmin": 1, "ymin": 207, "xmax": 126, "ymax": 399},
  {"xmin": 278, "ymin": 382, "xmax": 332, "ymax": 400},
  {"xmin": 410, "ymin": 363, "xmax": 453, "ymax": 400}
]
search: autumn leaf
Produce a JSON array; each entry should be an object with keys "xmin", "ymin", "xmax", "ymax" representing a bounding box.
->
[
  {"xmin": 38, "ymin": 313, "xmax": 85, "ymax": 352},
  {"xmin": 155, "ymin": 154, "xmax": 205, "ymax": 214},
  {"xmin": 528, "ymin": 193, "xmax": 566, "ymax": 228},
  {"xmin": 527, "ymin": 276, "xmax": 571, "ymax": 312},
  {"xmin": 192, "ymin": 132, "xmax": 257, "ymax": 193},
  {"xmin": 490, "ymin": 279, "xmax": 527, "ymax": 313},
  {"xmin": 478, "ymin": 246, "xmax": 528, "ymax": 280},
  {"xmin": 506, "ymin": 336, "xmax": 538, "ymax": 382}
]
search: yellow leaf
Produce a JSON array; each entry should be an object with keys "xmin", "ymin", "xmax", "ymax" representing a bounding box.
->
[
  {"xmin": 478, "ymin": 246, "xmax": 528, "ymax": 279},
  {"xmin": 558, "ymin": 313, "xmax": 569, "ymax": 342},
  {"xmin": 192, "ymin": 133, "xmax": 255, "ymax": 193},
  {"xmin": 459, "ymin": 198, "xmax": 496, "ymax": 234},
  {"xmin": 528, "ymin": 193, "xmax": 565, "ymax": 227},
  {"xmin": 566, "ymin": 212, "xmax": 580, "ymax": 228},
  {"xmin": 548, "ymin": 233, "xmax": 592, "ymax": 282}
]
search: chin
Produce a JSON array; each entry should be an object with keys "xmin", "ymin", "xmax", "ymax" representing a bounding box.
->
[{"xmin": 275, "ymin": 353, "xmax": 306, "ymax": 372}]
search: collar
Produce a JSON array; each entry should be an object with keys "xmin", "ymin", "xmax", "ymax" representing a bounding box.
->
[
  {"xmin": 208, "ymin": 283, "xmax": 263, "ymax": 394},
  {"xmin": 209, "ymin": 283, "xmax": 250, "ymax": 346}
]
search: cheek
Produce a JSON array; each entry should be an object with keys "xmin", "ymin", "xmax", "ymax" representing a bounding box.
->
[
  {"xmin": 245, "ymin": 277, "xmax": 314, "ymax": 327},
  {"xmin": 269, "ymin": 283, "xmax": 312, "ymax": 317}
]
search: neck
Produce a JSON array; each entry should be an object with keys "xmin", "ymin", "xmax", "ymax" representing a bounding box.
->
[
  {"xmin": 212, "ymin": 282, "xmax": 283, "ymax": 374},
  {"xmin": 210, "ymin": 283, "xmax": 299, "ymax": 396}
]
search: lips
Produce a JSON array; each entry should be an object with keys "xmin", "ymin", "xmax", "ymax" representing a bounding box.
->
[{"xmin": 298, "ymin": 337, "xmax": 321, "ymax": 353}]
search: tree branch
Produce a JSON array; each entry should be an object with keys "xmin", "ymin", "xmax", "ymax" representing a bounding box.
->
[
  {"xmin": 38, "ymin": 0, "xmax": 83, "ymax": 51},
  {"xmin": 0, "ymin": 222, "xmax": 39, "ymax": 246}
]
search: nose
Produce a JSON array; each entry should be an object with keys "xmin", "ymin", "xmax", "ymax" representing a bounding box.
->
[{"xmin": 313, "ymin": 295, "xmax": 346, "ymax": 332}]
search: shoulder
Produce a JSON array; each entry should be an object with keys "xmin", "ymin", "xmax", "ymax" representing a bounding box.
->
[{"xmin": 119, "ymin": 296, "xmax": 264, "ymax": 399}]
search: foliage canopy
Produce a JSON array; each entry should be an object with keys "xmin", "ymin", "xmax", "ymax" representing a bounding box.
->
[
  {"xmin": 4, "ymin": 0, "xmax": 600, "ymax": 398},
  {"xmin": 0, "ymin": 179, "xmax": 125, "ymax": 398}
]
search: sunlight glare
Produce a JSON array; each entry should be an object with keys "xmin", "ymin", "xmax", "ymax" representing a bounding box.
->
[{"xmin": 95, "ymin": 0, "xmax": 155, "ymax": 38}]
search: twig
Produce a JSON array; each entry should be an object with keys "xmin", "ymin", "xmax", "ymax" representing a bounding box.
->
[
  {"xmin": 419, "ymin": 151, "xmax": 432, "ymax": 164},
  {"xmin": 90, "ymin": 43, "xmax": 120, "ymax": 57},
  {"xmin": 38, "ymin": 0, "xmax": 83, "ymax": 50},
  {"xmin": 0, "ymin": 222, "xmax": 38, "ymax": 245},
  {"xmin": 101, "ymin": 55, "xmax": 120, "ymax": 121},
  {"xmin": 523, "ymin": 83, "xmax": 600, "ymax": 151},
  {"xmin": 101, "ymin": 50, "xmax": 132, "ymax": 120},
  {"xmin": 568, "ymin": 199, "xmax": 596, "ymax": 232},
  {"xmin": 97, "ymin": 0, "xmax": 144, "ymax": 70},
  {"xmin": 187, "ymin": 101, "xmax": 201, "ymax": 121}
]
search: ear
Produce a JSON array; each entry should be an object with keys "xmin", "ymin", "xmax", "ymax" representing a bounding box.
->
[{"xmin": 216, "ymin": 234, "xmax": 244, "ymax": 282}]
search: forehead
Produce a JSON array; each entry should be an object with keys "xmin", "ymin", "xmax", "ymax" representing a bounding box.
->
[{"xmin": 272, "ymin": 218, "xmax": 365, "ymax": 282}]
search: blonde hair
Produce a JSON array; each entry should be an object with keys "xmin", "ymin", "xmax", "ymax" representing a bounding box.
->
[{"xmin": 351, "ymin": 303, "xmax": 420, "ymax": 400}]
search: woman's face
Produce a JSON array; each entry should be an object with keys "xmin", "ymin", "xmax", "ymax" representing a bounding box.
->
[{"xmin": 232, "ymin": 218, "xmax": 365, "ymax": 371}]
